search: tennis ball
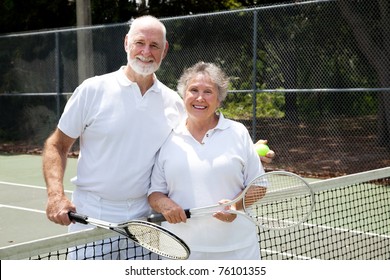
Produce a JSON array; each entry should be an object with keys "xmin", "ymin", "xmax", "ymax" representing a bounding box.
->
[{"xmin": 256, "ymin": 144, "xmax": 270, "ymax": 156}]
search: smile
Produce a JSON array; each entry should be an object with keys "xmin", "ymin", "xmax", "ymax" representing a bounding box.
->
[
  {"xmin": 193, "ymin": 105, "xmax": 207, "ymax": 110},
  {"xmin": 136, "ymin": 56, "xmax": 153, "ymax": 63}
]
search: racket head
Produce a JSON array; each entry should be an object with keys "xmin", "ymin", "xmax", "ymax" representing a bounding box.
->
[
  {"xmin": 243, "ymin": 171, "xmax": 315, "ymax": 230},
  {"xmin": 123, "ymin": 220, "xmax": 190, "ymax": 260}
]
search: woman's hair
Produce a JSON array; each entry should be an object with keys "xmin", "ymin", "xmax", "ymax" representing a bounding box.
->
[{"xmin": 177, "ymin": 62, "xmax": 229, "ymax": 103}]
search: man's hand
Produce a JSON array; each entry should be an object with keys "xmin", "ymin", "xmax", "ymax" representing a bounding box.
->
[{"xmin": 46, "ymin": 193, "xmax": 75, "ymax": 226}]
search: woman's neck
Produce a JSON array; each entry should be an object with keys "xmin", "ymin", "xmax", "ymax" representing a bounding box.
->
[{"xmin": 186, "ymin": 114, "xmax": 219, "ymax": 143}]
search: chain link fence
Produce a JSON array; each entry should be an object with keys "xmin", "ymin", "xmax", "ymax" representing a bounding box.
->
[{"xmin": 0, "ymin": 0, "xmax": 389, "ymax": 177}]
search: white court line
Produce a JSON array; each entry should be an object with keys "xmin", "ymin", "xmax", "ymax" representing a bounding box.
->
[
  {"xmin": 259, "ymin": 221, "xmax": 390, "ymax": 260},
  {"xmin": 0, "ymin": 181, "xmax": 73, "ymax": 194},
  {"xmin": 260, "ymin": 248, "xmax": 317, "ymax": 260},
  {"xmin": 303, "ymin": 221, "xmax": 390, "ymax": 239},
  {"xmin": 0, "ymin": 181, "xmax": 72, "ymax": 214},
  {"xmin": 0, "ymin": 204, "xmax": 45, "ymax": 214}
]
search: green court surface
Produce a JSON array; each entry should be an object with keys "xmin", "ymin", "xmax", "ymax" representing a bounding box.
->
[
  {"xmin": 0, "ymin": 154, "xmax": 77, "ymax": 247},
  {"xmin": 1, "ymin": 155, "xmax": 389, "ymax": 260}
]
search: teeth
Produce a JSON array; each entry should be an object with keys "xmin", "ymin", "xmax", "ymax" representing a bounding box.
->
[
  {"xmin": 137, "ymin": 56, "xmax": 152, "ymax": 62},
  {"xmin": 193, "ymin": 105, "xmax": 206, "ymax": 109}
]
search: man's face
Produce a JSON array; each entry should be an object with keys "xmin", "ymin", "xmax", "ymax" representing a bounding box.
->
[{"xmin": 125, "ymin": 25, "xmax": 168, "ymax": 76}]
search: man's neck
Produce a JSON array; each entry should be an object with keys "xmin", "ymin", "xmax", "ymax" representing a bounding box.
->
[{"xmin": 123, "ymin": 65, "xmax": 155, "ymax": 95}]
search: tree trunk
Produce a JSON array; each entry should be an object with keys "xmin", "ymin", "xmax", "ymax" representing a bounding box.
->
[{"xmin": 338, "ymin": 1, "xmax": 390, "ymax": 148}]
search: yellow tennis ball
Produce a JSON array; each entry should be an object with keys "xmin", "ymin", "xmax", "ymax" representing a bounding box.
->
[{"xmin": 256, "ymin": 144, "xmax": 270, "ymax": 156}]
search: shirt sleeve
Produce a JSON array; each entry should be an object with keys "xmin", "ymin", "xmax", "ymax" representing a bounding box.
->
[
  {"xmin": 58, "ymin": 84, "xmax": 87, "ymax": 139},
  {"xmin": 148, "ymin": 150, "xmax": 169, "ymax": 196},
  {"xmin": 242, "ymin": 129, "xmax": 266, "ymax": 187}
]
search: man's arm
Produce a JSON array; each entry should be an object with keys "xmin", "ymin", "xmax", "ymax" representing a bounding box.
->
[{"xmin": 42, "ymin": 128, "xmax": 77, "ymax": 225}]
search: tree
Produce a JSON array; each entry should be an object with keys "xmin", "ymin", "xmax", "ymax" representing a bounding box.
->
[
  {"xmin": 0, "ymin": 0, "xmax": 76, "ymax": 34},
  {"xmin": 0, "ymin": 0, "xmax": 282, "ymax": 34},
  {"xmin": 338, "ymin": 1, "xmax": 390, "ymax": 148}
]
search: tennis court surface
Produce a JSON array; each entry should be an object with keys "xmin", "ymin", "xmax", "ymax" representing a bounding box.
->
[
  {"xmin": 0, "ymin": 155, "xmax": 76, "ymax": 247},
  {"xmin": 0, "ymin": 154, "xmax": 389, "ymax": 260}
]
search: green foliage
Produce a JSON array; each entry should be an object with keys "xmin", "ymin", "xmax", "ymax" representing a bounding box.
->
[
  {"xmin": 221, "ymin": 92, "xmax": 285, "ymax": 119},
  {"xmin": 0, "ymin": 1, "xmax": 387, "ymax": 143},
  {"xmin": 0, "ymin": 0, "xmax": 275, "ymax": 34},
  {"xmin": 297, "ymin": 91, "xmax": 378, "ymax": 120},
  {"xmin": 148, "ymin": 0, "xmax": 246, "ymax": 17},
  {"xmin": 91, "ymin": 0, "xmax": 138, "ymax": 23},
  {"xmin": 0, "ymin": 0, "xmax": 76, "ymax": 34},
  {"xmin": 21, "ymin": 105, "xmax": 57, "ymax": 145}
]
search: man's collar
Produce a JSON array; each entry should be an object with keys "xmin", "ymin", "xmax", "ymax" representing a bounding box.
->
[{"xmin": 117, "ymin": 66, "xmax": 160, "ymax": 93}]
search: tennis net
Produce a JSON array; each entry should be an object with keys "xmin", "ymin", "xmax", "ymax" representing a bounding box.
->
[
  {"xmin": 259, "ymin": 166, "xmax": 390, "ymax": 260},
  {"xmin": 0, "ymin": 227, "xmax": 160, "ymax": 260},
  {"xmin": 0, "ymin": 167, "xmax": 389, "ymax": 260}
]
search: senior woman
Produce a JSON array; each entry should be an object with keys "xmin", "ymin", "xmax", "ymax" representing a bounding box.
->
[{"xmin": 148, "ymin": 62, "xmax": 266, "ymax": 260}]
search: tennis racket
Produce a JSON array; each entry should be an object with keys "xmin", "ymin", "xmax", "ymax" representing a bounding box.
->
[
  {"xmin": 68, "ymin": 211, "xmax": 190, "ymax": 260},
  {"xmin": 148, "ymin": 171, "xmax": 315, "ymax": 230}
]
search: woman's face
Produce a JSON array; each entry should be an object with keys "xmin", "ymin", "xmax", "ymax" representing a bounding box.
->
[{"xmin": 184, "ymin": 73, "xmax": 220, "ymax": 122}]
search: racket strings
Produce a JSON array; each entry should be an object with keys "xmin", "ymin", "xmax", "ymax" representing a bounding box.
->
[
  {"xmin": 243, "ymin": 174, "xmax": 314, "ymax": 229},
  {"xmin": 254, "ymin": 195, "xmax": 313, "ymax": 228},
  {"xmin": 125, "ymin": 223, "xmax": 189, "ymax": 259}
]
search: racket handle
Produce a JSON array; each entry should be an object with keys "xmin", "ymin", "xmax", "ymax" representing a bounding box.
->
[
  {"xmin": 68, "ymin": 211, "xmax": 89, "ymax": 224},
  {"xmin": 147, "ymin": 209, "xmax": 191, "ymax": 223}
]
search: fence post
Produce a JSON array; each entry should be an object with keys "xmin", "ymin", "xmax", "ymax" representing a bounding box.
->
[
  {"xmin": 55, "ymin": 32, "xmax": 61, "ymax": 120},
  {"xmin": 251, "ymin": 11, "xmax": 258, "ymax": 141}
]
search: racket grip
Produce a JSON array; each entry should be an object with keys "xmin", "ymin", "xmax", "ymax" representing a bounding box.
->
[
  {"xmin": 147, "ymin": 213, "xmax": 166, "ymax": 223},
  {"xmin": 147, "ymin": 209, "xmax": 191, "ymax": 223},
  {"xmin": 68, "ymin": 211, "xmax": 89, "ymax": 224}
]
